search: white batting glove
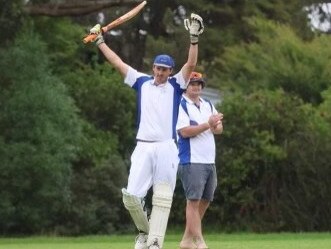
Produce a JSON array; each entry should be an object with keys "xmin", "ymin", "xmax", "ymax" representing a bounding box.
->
[
  {"xmin": 89, "ymin": 24, "xmax": 104, "ymax": 45},
  {"xmin": 184, "ymin": 13, "xmax": 204, "ymax": 45}
]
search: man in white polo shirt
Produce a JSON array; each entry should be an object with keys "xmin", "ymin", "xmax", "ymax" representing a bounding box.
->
[
  {"xmin": 177, "ymin": 72, "xmax": 223, "ymax": 249},
  {"xmin": 88, "ymin": 13, "xmax": 204, "ymax": 249}
]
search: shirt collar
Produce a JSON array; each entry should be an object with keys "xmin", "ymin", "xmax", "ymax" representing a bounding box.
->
[
  {"xmin": 150, "ymin": 77, "xmax": 168, "ymax": 87},
  {"xmin": 183, "ymin": 94, "xmax": 203, "ymax": 104}
]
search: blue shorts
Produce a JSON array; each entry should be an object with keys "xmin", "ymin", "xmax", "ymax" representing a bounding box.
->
[{"xmin": 178, "ymin": 163, "xmax": 217, "ymax": 201}]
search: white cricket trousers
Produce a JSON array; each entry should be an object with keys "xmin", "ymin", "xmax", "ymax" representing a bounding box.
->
[{"xmin": 126, "ymin": 139, "xmax": 179, "ymax": 198}]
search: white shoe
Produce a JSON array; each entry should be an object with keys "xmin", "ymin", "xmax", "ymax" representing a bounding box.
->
[
  {"xmin": 135, "ymin": 233, "xmax": 148, "ymax": 249},
  {"xmin": 148, "ymin": 238, "xmax": 160, "ymax": 249},
  {"xmin": 148, "ymin": 245, "xmax": 160, "ymax": 249}
]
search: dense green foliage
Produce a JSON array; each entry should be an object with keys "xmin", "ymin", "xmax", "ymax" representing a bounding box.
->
[
  {"xmin": 0, "ymin": 0, "xmax": 330, "ymax": 235},
  {"xmin": 215, "ymin": 18, "xmax": 331, "ymax": 104},
  {"xmin": 0, "ymin": 32, "xmax": 82, "ymax": 233},
  {"xmin": 0, "ymin": 0, "xmax": 26, "ymax": 45},
  {"xmin": 208, "ymin": 17, "xmax": 331, "ymax": 231},
  {"xmin": 213, "ymin": 90, "xmax": 331, "ymax": 231}
]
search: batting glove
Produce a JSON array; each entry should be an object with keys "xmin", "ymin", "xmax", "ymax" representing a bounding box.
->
[
  {"xmin": 184, "ymin": 13, "xmax": 204, "ymax": 45},
  {"xmin": 89, "ymin": 24, "xmax": 104, "ymax": 45}
]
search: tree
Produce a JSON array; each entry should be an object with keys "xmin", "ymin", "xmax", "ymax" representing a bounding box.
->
[
  {"xmin": 0, "ymin": 31, "xmax": 83, "ymax": 234},
  {"xmin": 19, "ymin": 0, "xmax": 324, "ymax": 72},
  {"xmin": 23, "ymin": 0, "xmax": 141, "ymax": 16},
  {"xmin": 0, "ymin": 0, "xmax": 26, "ymax": 45},
  {"xmin": 213, "ymin": 18, "xmax": 331, "ymax": 105},
  {"xmin": 210, "ymin": 89, "xmax": 331, "ymax": 231}
]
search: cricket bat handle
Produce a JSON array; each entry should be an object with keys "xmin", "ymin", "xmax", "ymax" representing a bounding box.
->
[{"xmin": 83, "ymin": 27, "xmax": 107, "ymax": 44}]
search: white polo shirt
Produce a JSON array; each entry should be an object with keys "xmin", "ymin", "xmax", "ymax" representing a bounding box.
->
[
  {"xmin": 176, "ymin": 95, "xmax": 218, "ymax": 164},
  {"xmin": 124, "ymin": 66, "xmax": 186, "ymax": 141}
]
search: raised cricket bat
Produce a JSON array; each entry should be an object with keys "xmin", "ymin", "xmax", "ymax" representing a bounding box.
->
[{"xmin": 83, "ymin": 1, "xmax": 147, "ymax": 44}]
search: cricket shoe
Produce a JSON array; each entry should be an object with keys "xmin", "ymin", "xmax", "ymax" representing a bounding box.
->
[
  {"xmin": 148, "ymin": 238, "xmax": 160, "ymax": 249},
  {"xmin": 135, "ymin": 233, "xmax": 148, "ymax": 249}
]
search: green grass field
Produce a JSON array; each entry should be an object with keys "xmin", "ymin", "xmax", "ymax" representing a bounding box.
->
[{"xmin": 0, "ymin": 233, "xmax": 330, "ymax": 249}]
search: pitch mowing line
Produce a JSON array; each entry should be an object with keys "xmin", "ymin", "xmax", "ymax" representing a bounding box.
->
[{"xmin": 0, "ymin": 233, "xmax": 330, "ymax": 249}]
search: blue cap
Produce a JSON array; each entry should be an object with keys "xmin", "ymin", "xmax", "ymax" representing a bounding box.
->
[{"xmin": 153, "ymin": 54, "xmax": 175, "ymax": 68}]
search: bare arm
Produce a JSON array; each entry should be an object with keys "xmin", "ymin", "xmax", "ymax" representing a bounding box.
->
[
  {"xmin": 181, "ymin": 44, "xmax": 198, "ymax": 83},
  {"xmin": 179, "ymin": 113, "xmax": 222, "ymax": 138},
  {"xmin": 179, "ymin": 122, "xmax": 209, "ymax": 138},
  {"xmin": 98, "ymin": 43, "xmax": 129, "ymax": 78},
  {"xmin": 89, "ymin": 24, "xmax": 130, "ymax": 78}
]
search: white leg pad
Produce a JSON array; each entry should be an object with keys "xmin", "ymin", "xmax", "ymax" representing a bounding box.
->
[
  {"xmin": 122, "ymin": 188, "xmax": 149, "ymax": 234},
  {"xmin": 147, "ymin": 183, "xmax": 173, "ymax": 248}
]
